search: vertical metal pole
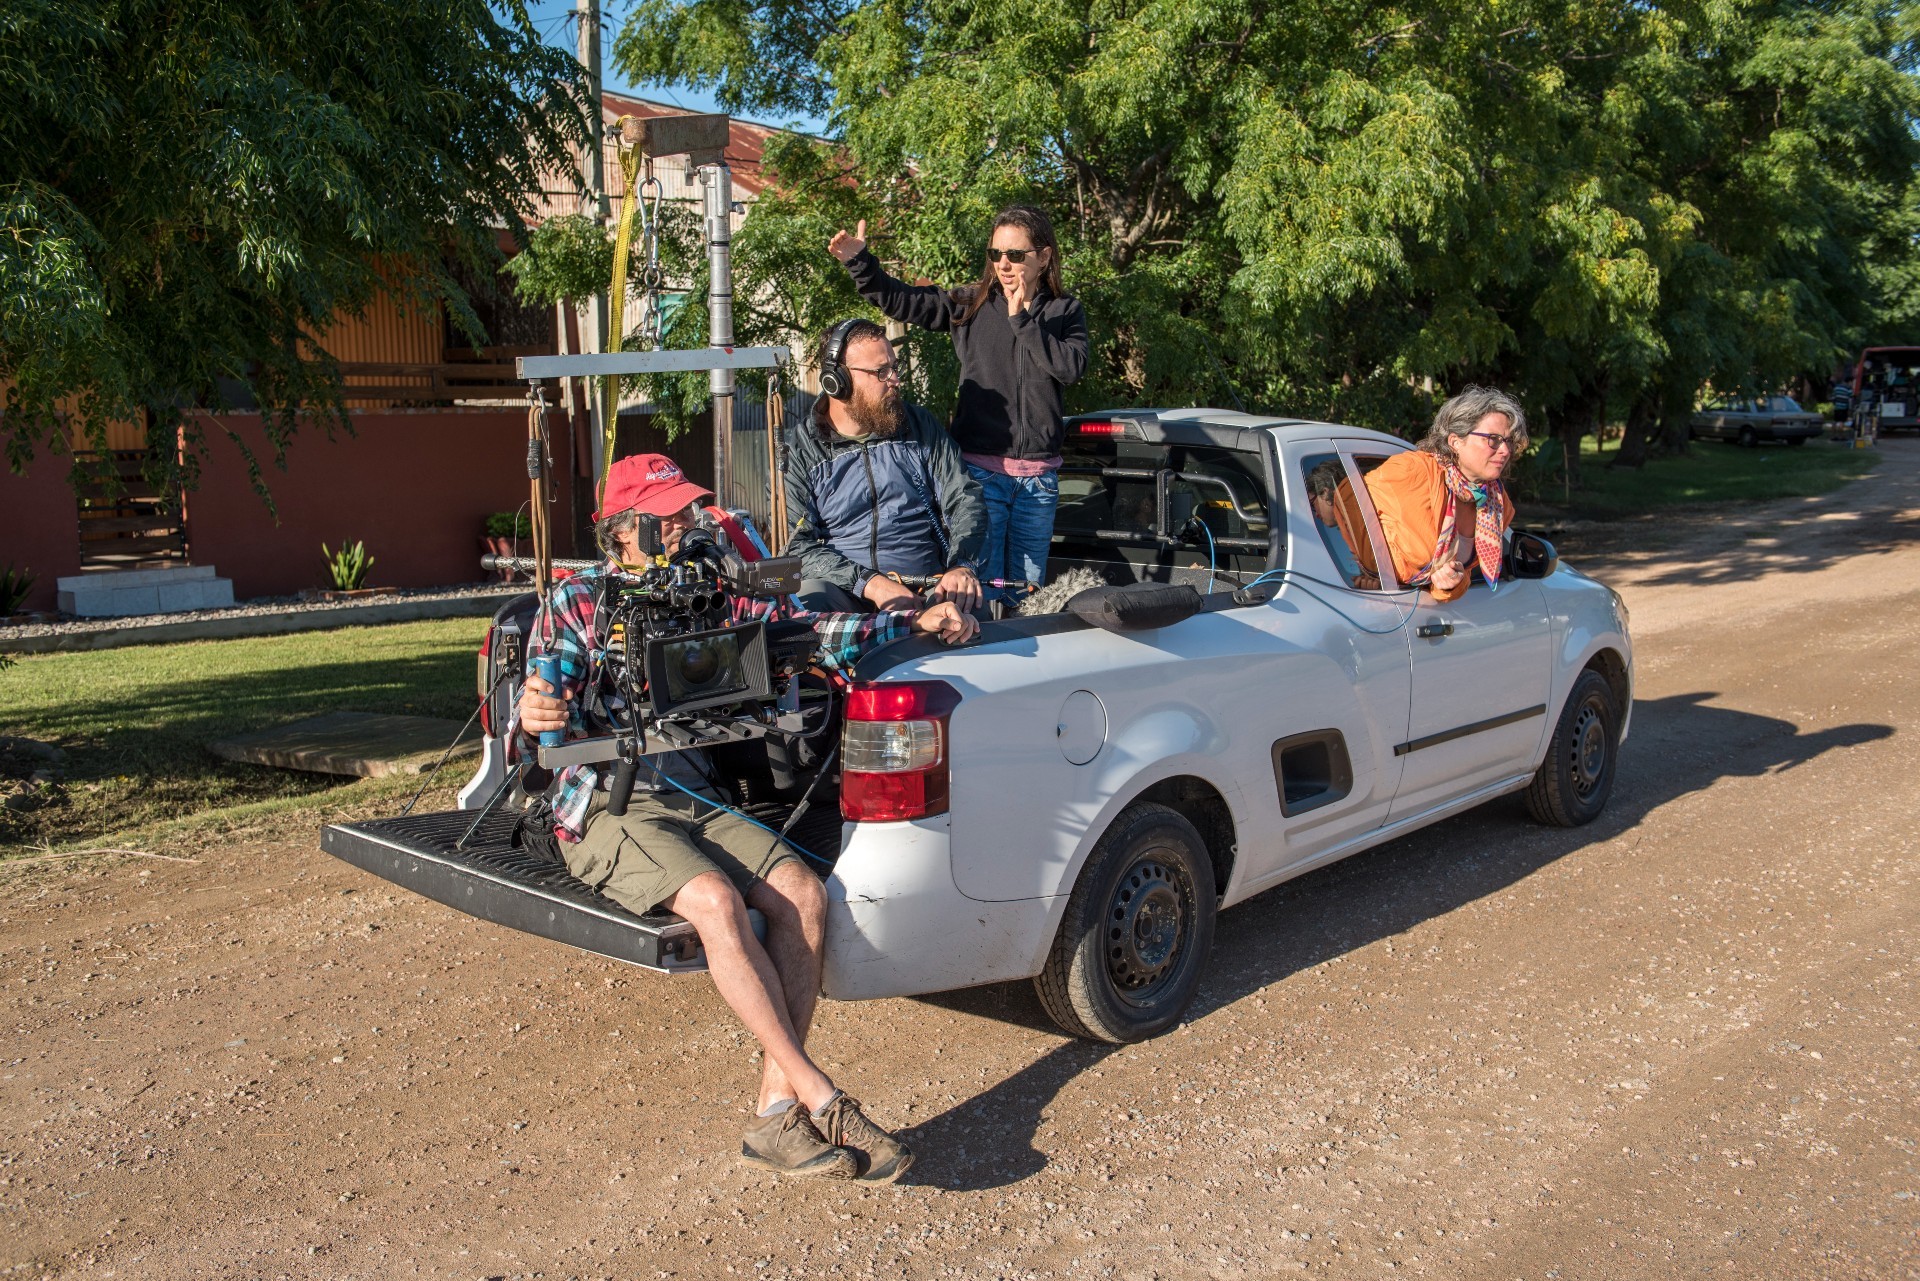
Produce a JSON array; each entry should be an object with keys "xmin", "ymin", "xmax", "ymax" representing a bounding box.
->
[
  {"xmin": 702, "ymin": 160, "xmax": 735, "ymax": 505},
  {"xmin": 577, "ymin": 0, "xmax": 610, "ymax": 489}
]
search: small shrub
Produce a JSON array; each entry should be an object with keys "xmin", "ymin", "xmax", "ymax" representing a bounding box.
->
[
  {"xmin": 321, "ymin": 540, "xmax": 375, "ymax": 591},
  {"xmin": 485, "ymin": 510, "xmax": 533, "ymax": 539},
  {"xmin": 0, "ymin": 564, "xmax": 35, "ymax": 615}
]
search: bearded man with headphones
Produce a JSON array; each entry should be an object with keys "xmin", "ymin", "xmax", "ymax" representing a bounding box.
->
[{"xmin": 785, "ymin": 319, "xmax": 987, "ymax": 615}]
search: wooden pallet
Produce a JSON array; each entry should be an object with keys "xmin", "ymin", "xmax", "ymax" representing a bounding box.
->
[{"xmin": 73, "ymin": 451, "xmax": 187, "ymax": 571}]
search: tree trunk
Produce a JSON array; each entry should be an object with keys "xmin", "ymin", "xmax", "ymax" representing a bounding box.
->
[{"xmin": 1611, "ymin": 396, "xmax": 1657, "ymax": 469}]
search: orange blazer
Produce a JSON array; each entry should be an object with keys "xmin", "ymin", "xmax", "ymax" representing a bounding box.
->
[{"xmin": 1363, "ymin": 450, "xmax": 1514, "ymax": 603}]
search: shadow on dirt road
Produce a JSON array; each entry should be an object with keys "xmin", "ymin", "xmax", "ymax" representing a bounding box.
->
[{"xmin": 899, "ymin": 691, "xmax": 1891, "ymax": 1191}]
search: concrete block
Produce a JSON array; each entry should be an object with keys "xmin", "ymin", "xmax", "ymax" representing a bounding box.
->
[
  {"xmin": 209, "ymin": 712, "xmax": 481, "ymax": 778},
  {"xmin": 157, "ymin": 578, "xmax": 232, "ymax": 612},
  {"xmin": 55, "ymin": 565, "xmax": 213, "ymax": 593},
  {"xmin": 109, "ymin": 586, "xmax": 162, "ymax": 616}
]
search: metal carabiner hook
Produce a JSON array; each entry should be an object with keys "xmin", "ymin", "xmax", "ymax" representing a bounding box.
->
[{"xmin": 636, "ymin": 175, "xmax": 667, "ymax": 347}]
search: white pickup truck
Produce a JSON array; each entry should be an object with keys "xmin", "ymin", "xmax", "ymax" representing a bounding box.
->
[{"xmin": 321, "ymin": 408, "xmax": 1632, "ymax": 1042}]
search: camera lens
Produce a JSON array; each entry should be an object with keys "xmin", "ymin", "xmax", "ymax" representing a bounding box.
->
[{"xmin": 677, "ymin": 641, "xmax": 720, "ymax": 687}]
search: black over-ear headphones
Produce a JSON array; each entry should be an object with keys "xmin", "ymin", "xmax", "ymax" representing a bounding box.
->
[{"xmin": 817, "ymin": 317, "xmax": 863, "ymax": 401}]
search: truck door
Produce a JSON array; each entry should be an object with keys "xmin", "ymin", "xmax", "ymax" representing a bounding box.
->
[
  {"xmin": 1390, "ymin": 551, "xmax": 1552, "ymax": 821},
  {"xmin": 1243, "ymin": 446, "xmax": 1412, "ymax": 881}
]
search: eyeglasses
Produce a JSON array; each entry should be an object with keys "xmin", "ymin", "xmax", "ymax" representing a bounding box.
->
[
  {"xmin": 846, "ymin": 363, "xmax": 902, "ymax": 383},
  {"xmin": 1464, "ymin": 430, "xmax": 1520, "ymax": 454},
  {"xmin": 986, "ymin": 247, "xmax": 1039, "ymax": 264}
]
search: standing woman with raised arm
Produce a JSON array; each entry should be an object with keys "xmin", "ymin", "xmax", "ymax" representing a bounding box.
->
[{"xmin": 829, "ymin": 206, "xmax": 1089, "ymax": 607}]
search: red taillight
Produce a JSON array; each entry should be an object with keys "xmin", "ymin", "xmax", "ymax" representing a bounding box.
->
[{"xmin": 841, "ymin": 680, "xmax": 961, "ymax": 822}]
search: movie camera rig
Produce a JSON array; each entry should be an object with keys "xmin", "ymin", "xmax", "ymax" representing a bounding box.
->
[{"xmin": 449, "ymin": 113, "xmax": 837, "ymax": 841}]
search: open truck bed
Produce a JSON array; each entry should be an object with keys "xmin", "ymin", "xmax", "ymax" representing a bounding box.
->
[{"xmin": 320, "ymin": 798, "xmax": 843, "ymax": 973}]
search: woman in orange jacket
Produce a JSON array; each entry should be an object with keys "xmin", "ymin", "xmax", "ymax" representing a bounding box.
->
[{"xmin": 1365, "ymin": 387, "xmax": 1529, "ymax": 602}]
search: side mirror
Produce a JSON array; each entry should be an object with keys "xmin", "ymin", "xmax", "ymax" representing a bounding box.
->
[{"xmin": 1507, "ymin": 530, "xmax": 1558, "ymax": 580}]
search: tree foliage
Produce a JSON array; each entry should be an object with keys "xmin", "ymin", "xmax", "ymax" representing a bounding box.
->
[
  {"xmin": 614, "ymin": 0, "xmax": 1920, "ymax": 471},
  {"xmin": 0, "ymin": 0, "xmax": 589, "ymax": 494}
]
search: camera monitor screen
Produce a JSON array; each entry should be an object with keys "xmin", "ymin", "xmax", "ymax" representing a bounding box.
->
[{"xmin": 643, "ymin": 621, "xmax": 772, "ymax": 717}]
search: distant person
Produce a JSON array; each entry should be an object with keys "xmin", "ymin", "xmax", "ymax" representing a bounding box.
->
[
  {"xmin": 1365, "ymin": 387, "xmax": 1527, "ymax": 601},
  {"xmin": 785, "ymin": 319, "xmax": 987, "ymax": 615},
  {"xmin": 830, "ymin": 206, "xmax": 1088, "ymax": 606}
]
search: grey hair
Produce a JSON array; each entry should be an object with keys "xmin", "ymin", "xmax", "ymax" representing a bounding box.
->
[
  {"xmin": 1419, "ymin": 386, "xmax": 1529, "ymax": 465},
  {"xmin": 594, "ymin": 508, "xmax": 638, "ymax": 560}
]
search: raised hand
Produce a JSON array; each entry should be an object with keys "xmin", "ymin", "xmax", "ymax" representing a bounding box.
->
[
  {"xmin": 829, "ymin": 219, "xmax": 869, "ymax": 264},
  {"xmin": 1004, "ymin": 274, "xmax": 1029, "ymax": 316}
]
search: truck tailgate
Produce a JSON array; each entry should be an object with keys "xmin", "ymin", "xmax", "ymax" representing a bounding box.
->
[
  {"xmin": 320, "ymin": 799, "xmax": 844, "ymax": 973},
  {"xmin": 321, "ymin": 808, "xmax": 720, "ymax": 973}
]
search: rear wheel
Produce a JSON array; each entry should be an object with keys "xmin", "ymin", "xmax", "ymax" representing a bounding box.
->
[
  {"xmin": 1526, "ymin": 669, "xmax": 1619, "ymax": 827},
  {"xmin": 1737, "ymin": 425, "xmax": 1759, "ymax": 448},
  {"xmin": 1035, "ymin": 802, "xmax": 1217, "ymax": 1043}
]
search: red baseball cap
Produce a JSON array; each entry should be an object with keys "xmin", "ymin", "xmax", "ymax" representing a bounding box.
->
[{"xmin": 594, "ymin": 452, "xmax": 711, "ymax": 521}]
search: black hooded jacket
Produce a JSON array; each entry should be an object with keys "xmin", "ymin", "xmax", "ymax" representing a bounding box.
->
[{"xmin": 844, "ymin": 249, "xmax": 1089, "ymax": 461}]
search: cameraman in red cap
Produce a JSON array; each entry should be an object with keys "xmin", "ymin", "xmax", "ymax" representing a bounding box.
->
[{"xmin": 512, "ymin": 453, "xmax": 974, "ymax": 1182}]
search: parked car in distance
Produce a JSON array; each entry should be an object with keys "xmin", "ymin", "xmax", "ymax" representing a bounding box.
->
[
  {"xmin": 1845, "ymin": 346, "xmax": 1920, "ymax": 436},
  {"xmin": 1689, "ymin": 394, "xmax": 1824, "ymax": 447}
]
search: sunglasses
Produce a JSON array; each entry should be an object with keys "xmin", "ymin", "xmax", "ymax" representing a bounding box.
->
[
  {"xmin": 1465, "ymin": 430, "xmax": 1520, "ymax": 454},
  {"xmin": 986, "ymin": 247, "xmax": 1042, "ymax": 264},
  {"xmin": 846, "ymin": 362, "xmax": 902, "ymax": 383}
]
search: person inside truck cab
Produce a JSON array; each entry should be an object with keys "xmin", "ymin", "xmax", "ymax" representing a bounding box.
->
[
  {"xmin": 784, "ymin": 318, "xmax": 988, "ymax": 616},
  {"xmin": 513, "ymin": 452, "xmax": 976, "ymax": 1182},
  {"xmin": 1306, "ymin": 459, "xmax": 1374, "ymax": 588},
  {"xmin": 1364, "ymin": 386, "xmax": 1526, "ymax": 602}
]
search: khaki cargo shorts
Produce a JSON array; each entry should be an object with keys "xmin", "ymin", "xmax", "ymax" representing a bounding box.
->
[{"xmin": 561, "ymin": 789, "xmax": 798, "ymax": 916}]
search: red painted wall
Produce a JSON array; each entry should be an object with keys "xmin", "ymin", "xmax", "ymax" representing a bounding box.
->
[
  {"xmin": 185, "ymin": 410, "xmax": 579, "ymax": 600},
  {"xmin": 0, "ymin": 451, "xmax": 83, "ymax": 612}
]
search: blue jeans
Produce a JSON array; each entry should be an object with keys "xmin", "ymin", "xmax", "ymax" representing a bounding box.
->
[{"xmin": 966, "ymin": 464, "xmax": 1059, "ymax": 604}]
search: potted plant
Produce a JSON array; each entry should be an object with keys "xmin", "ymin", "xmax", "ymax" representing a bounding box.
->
[
  {"xmin": 482, "ymin": 510, "xmax": 532, "ymax": 581},
  {"xmin": 316, "ymin": 539, "xmax": 394, "ymax": 601},
  {"xmin": 0, "ymin": 564, "xmax": 38, "ymax": 624}
]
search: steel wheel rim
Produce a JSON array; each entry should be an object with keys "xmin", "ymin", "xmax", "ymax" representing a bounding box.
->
[
  {"xmin": 1570, "ymin": 699, "xmax": 1610, "ymax": 799},
  {"xmin": 1105, "ymin": 853, "xmax": 1190, "ymax": 1006}
]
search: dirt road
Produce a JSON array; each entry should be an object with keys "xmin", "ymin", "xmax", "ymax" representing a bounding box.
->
[{"xmin": 5, "ymin": 442, "xmax": 1917, "ymax": 1280}]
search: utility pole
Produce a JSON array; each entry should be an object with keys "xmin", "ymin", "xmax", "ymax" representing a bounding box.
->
[
  {"xmin": 576, "ymin": 0, "xmax": 610, "ymax": 486},
  {"xmin": 701, "ymin": 162, "xmax": 736, "ymax": 505}
]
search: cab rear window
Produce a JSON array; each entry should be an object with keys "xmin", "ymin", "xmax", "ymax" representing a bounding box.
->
[{"xmin": 1052, "ymin": 435, "xmax": 1273, "ymax": 579}]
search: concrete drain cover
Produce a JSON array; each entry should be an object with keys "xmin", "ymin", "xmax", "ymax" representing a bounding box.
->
[{"xmin": 209, "ymin": 712, "xmax": 481, "ymax": 778}]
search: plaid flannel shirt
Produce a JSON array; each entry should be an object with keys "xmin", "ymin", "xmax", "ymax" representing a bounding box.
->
[{"xmin": 506, "ymin": 562, "xmax": 912, "ymax": 841}]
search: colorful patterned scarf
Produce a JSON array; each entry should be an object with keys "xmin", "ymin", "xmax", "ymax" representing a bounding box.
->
[{"xmin": 1412, "ymin": 462, "xmax": 1506, "ymax": 590}]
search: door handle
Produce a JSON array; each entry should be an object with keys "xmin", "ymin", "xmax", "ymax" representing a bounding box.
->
[{"xmin": 1415, "ymin": 622, "xmax": 1453, "ymax": 639}]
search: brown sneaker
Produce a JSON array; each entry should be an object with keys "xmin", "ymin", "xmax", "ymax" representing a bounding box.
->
[
  {"xmin": 813, "ymin": 1093, "xmax": 914, "ymax": 1183},
  {"xmin": 740, "ymin": 1104, "xmax": 859, "ymax": 1179}
]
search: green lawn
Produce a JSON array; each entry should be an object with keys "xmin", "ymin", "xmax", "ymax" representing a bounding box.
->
[
  {"xmin": 1531, "ymin": 434, "xmax": 1879, "ymax": 518},
  {"xmin": 1, "ymin": 617, "xmax": 487, "ymax": 854}
]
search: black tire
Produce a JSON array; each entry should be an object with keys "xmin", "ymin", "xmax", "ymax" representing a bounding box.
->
[
  {"xmin": 1737, "ymin": 425, "xmax": 1758, "ymax": 448},
  {"xmin": 1035, "ymin": 802, "xmax": 1217, "ymax": 1043},
  {"xmin": 1525, "ymin": 669, "xmax": 1619, "ymax": 827}
]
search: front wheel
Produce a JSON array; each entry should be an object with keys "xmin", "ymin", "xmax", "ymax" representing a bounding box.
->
[
  {"xmin": 1035, "ymin": 802, "xmax": 1217, "ymax": 1043},
  {"xmin": 1526, "ymin": 669, "xmax": 1619, "ymax": 827}
]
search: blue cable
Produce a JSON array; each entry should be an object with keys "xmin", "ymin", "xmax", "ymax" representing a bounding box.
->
[
  {"xmin": 641, "ymin": 760, "xmax": 836, "ymax": 870},
  {"xmin": 1195, "ymin": 519, "xmax": 1217, "ymax": 593}
]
